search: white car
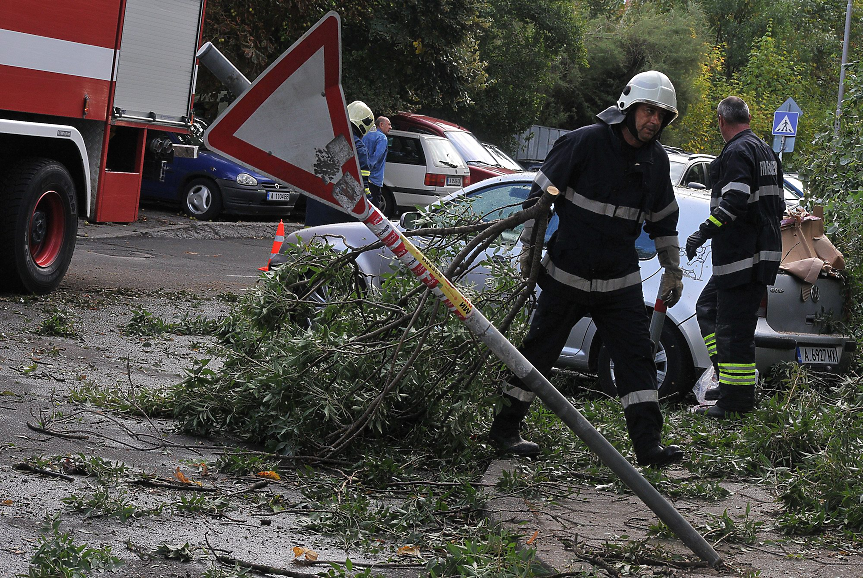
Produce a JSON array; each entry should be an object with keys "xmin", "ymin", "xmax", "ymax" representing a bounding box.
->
[
  {"xmin": 275, "ymin": 172, "xmax": 853, "ymax": 398},
  {"xmin": 380, "ymin": 129, "xmax": 470, "ymax": 217},
  {"xmin": 667, "ymin": 146, "xmax": 805, "ymax": 206}
]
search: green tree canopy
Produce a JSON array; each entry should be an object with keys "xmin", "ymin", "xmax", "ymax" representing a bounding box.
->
[
  {"xmin": 539, "ymin": 2, "xmax": 709, "ymax": 143},
  {"xmin": 452, "ymin": 0, "xmax": 585, "ymax": 146},
  {"xmin": 197, "ymin": 0, "xmax": 486, "ymax": 120}
]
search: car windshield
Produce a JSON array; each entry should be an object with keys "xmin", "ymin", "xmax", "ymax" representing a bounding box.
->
[
  {"xmin": 485, "ymin": 145, "xmax": 523, "ymax": 171},
  {"xmin": 669, "ymin": 159, "xmax": 686, "ymax": 185},
  {"xmin": 425, "ymin": 138, "xmax": 465, "ymax": 169},
  {"xmin": 445, "ymin": 130, "xmax": 499, "ymax": 165}
]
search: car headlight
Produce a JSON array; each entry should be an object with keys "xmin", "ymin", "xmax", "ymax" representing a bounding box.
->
[{"xmin": 236, "ymin": 173, "xmax": 258, "ymax": 186}]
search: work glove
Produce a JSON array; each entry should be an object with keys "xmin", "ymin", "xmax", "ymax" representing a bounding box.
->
[
  {"xmin": 686, "ymin": 230, "xmax": 707, "ymax": 261},
  {"xmin": 656, "ymin": 238, "xmax": 684, "ymax": 307},
  {"xmin": 659, "ymin": 268, "xmax": 684, "ymax": 307},
  {"xmin": 517, "ymin": 220, "xmax": 535, "ymax": 278}
]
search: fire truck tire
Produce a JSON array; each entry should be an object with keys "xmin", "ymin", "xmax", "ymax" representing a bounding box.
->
[
  {"xmin": 182, "ymin": 177, "xmax": 222, "ymax": 221},
  {"xmin": 0, "ymin": 158, "xmax": 78, "ymax": 294}
]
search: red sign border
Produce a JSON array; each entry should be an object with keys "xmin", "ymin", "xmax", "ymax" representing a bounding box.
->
[{"xmin": 204, "ymin": 12, "xmax": 360, "ymax": 211}]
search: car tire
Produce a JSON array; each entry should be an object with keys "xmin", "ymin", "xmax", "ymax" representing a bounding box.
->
[
  {"xmin": 0, "ymin": 158, "xmax": 78, "ymax": 294},
  {"xmin": 182, "ymin": 177, "xmax": 222, "ymax": 220},
  {"xmin": 379, "ymin": 187, "xmax": 397, "ymax": 218},
  {"xmin": 597, "ymin": 321, "xmax": 693, "ymax": 400}
]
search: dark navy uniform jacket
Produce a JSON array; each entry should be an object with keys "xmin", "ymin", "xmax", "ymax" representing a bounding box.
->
[
  {"xmin": 705, "ymin": 129, "xmax": 784, "ymax": 288},
  {"xmin": 526, "ymin": 107, "xmax": 679, "ymax": 294}
]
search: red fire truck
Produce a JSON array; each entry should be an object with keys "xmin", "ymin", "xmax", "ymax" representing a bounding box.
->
[{"xmin": 0, "ymin": 0, "xmax": 206, "ymax": 293}]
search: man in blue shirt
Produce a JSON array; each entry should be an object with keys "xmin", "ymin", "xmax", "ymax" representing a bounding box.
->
[{"xmin": 363, "ymin": 116, "xmax": 391, "ymax": 209}]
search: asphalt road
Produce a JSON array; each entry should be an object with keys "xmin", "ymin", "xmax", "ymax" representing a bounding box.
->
[{"xmin": 62, "ymin": 207, "xmax": 303, "ymax": 293}]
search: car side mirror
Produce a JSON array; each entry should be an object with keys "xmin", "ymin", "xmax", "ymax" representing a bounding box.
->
[
  {"xmin": 400, "ymin": 211, "xmax": 421, "ymax": 230},
  {"xmin": 686, "ymin": 182, "xmax": 706, "ymax": 190}
]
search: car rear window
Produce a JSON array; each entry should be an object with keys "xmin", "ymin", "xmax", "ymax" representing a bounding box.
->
[{"xmin": 425, "ymin": 138, "xmax": 466, "ymax": 169}]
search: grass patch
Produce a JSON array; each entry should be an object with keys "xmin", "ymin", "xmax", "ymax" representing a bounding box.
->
[
  {"xmin": 69, "ymin": 381, "xmax": 173, "ymax": 417},
  {"xmin": 29, "ymin": 514, "xmax": 122, "ymax": 577},
  {"xmin": 35, "ymin": 309, "xmax": 77, "ymax": 338}
]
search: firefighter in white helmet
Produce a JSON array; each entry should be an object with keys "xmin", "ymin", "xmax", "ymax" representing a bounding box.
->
[
  {"xmin": 305, "ymin": 100, "xmax": 375, "ymax": 226},
  {"xmin": 489, "ymin": 71, "xmax": 685, "ymax": 468}
]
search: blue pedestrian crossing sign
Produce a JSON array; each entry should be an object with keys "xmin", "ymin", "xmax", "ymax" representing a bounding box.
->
[{"xmin": 772, "ymin": 111, "xmax": 800, "ymax": 136}]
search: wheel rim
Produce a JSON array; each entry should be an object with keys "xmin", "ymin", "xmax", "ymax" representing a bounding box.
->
[
  {"xmin": 186, "ymin": 183, "xmax": 212, "ymax": 215},
  {"xmin": 608, "ymin": 344, "xmax": 669, "ymax": 390},
  {"xmin": 29, "ymin": 190, "xmax": 65, "ymax": 268}
]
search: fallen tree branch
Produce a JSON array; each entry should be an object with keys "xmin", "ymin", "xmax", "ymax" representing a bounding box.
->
[
  {"xmin": 13, "ymin": 462, "xmax": 74, "ymax": 481},
  {"xmin": 26, "ymin": 421, "xmax": 88, "ymax": 440},
  {"xmin": 130, "ymin": 478, "xmax": 217, "ymax": 492},
  {"xmin": 206, "ymin": 534, "xmax": 423, "ymax": 577}
]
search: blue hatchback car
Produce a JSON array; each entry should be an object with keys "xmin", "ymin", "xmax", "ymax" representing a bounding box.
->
[{"xmin": 140, "ymin": 120, "xmax": 299, "ymax": 220}]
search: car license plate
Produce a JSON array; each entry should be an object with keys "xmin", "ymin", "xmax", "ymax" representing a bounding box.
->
[
  {"xmin": 445, "ymin": 176, "xmax": 462, "ymax": 187},
  {"xmin": 267, "ymin": 191, "xmax": 293, "ymax": 201},
  {"xmin": 796, "ymin": 345, "xmax": 841, "ymax": 365}
]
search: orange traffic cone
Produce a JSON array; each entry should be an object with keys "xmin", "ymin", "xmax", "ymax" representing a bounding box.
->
[{"xmin": 259, "ymin": 219, "xmax": 285, "ymax": 271}]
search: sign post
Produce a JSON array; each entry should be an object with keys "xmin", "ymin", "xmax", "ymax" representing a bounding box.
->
[
  {"xmin": 772, "ymin": 98, "xmax": 802, "ymax": 160},
  {"xmin": 204, "ymin": 12, "xmax": 721, "ymax": 567}
]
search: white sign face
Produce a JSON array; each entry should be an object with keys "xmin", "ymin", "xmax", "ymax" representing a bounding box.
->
[
  {"xmin": 203, "ymin": 12, "xmax": 366, "ymax": 217},
  {"xmin": 232, "ymin": 47, "xmax": 334, "ymax": 176}
]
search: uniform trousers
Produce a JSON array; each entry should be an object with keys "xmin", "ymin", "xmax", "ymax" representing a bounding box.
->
[
  {"xmin": 494, "ymin": 272, "xmax": 664, "ymax": 454},
  {"xmin": 695, "ymin": 277, "xmax": 765, "ymax": 412}
]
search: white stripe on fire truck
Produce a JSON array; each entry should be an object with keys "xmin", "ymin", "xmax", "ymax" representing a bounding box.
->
[{"xmin": 0, "ymin": 28, "xmax": 114, "ymax": 81}]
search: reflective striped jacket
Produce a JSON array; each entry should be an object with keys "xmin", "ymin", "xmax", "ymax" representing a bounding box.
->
[
  {"xmin": 706, "ymin": 129, "xmax": 784, "ymax": 288},
  {"xmin": 527, "ymin": 111, "xmax": 679, "ymax": 294}
]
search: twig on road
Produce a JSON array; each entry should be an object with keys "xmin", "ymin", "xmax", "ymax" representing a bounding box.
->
[
  {"xmin": 26, "ymin": 421, "xmax": 88, "ymax": 440},
  {"xmin": 13, "ymin": 462, "xmax": 75, "ymax": 481}
]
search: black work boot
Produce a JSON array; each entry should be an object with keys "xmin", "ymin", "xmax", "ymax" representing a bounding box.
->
[
  {"xmin": 488, "ymin": 426, "xmax": 540, "ymax": 457},
  {"xmin": 489, "ymin": 396, "xmax": 539, "ymax": 457},
  {"xmin": 703, "ymin": 363, "xmax": 720, "ymax": 400},
  {"xmin": 624, "ymin": 404, "xmax": 683, "ymax": 468},
  {"xmin": 694, "ymin": 404, "xmax": 751, "ymax": 419},
  {"xmin": 697, "ymin": 382, "xmax": 755, "ymax": 418},
  {"xmin": 636, "ymin": 444, "xmax": 684, "ymax": 468}
]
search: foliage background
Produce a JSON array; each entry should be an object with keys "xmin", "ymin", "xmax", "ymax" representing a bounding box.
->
[{"xmin": 196, "ymin": 0, "xmax": 862, "ymax": 159}]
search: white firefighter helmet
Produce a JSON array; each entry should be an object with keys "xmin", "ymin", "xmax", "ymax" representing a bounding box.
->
[
  {"xmin": 617, "ymin": 71, "xmax": 678, "ymax": 126},
  {"xmin": 347, "ymin": 100, "xmax": 374, "ymax": 136}
]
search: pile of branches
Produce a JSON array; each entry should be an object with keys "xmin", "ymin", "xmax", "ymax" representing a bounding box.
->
[{"xmin": 169, "ymin": 193, "xmax": 555, "ymax": 459}]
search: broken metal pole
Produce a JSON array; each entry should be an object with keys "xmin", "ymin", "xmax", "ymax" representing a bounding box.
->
[
  {"xmin": 196, "ymin": 42, "xmax": 252, "ymax": 98},
  {"xmin": 333, "ymin": 186, "xmax": 722, "ymax": 567}
]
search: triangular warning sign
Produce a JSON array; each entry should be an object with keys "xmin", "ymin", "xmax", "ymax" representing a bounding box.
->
[{"xmin": 204, "ymin": 12, "xmax": 365, "ymax": 217}]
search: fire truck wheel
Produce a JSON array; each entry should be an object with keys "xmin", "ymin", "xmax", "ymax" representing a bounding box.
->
[
  {"xmin": 596, "ymin": 321, "xmax": 693, "ymax": 400},
  {"xmin": 182, "ymin": 177, "xmax": 222, "ymax": 221},
  {"xmin": 0, "ymin": 158, "xmax": 78, "ymax": 294}
]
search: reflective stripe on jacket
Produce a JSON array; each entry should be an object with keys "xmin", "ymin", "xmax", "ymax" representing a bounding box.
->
[
  {"xmin": 708, "ymin": 129, "xmax": 784, "ymax": 288},
  {"xmin": 525, "ymin": 109, "xmax": 679, "ymax": 293}
]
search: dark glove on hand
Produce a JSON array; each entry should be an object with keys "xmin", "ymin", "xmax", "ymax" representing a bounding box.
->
[{"xmin": 685, "ymin": 230, "xmax": 707, "ymax": 261}]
